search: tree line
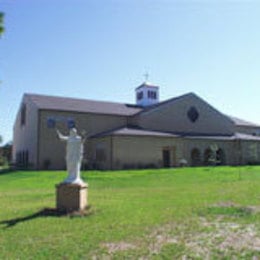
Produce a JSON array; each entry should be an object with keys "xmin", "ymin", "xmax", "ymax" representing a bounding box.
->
[{"xmin": 0, "ymin": 12, "xmax": 4, "ymax": 36}]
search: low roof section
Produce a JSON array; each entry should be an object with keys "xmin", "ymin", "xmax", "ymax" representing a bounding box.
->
[
  {"xmin": 186, "ymin": 132, "xmax": 260, "ymax": 141},
  {"xmin": 92, "ymin": 126, "xmax": 260, "ymax": 142},
  {"xmin": 91, "ymin": 127, "xmax": 180, "ymax": 138},
  {"xmin": 228, "ymin": 116, "xmax": 260, "ymax": 127}
]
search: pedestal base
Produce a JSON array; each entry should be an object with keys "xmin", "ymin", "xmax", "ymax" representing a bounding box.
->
[{"xmin": 56, "ymin": 182, "xmax": 88, "ymax": 213}]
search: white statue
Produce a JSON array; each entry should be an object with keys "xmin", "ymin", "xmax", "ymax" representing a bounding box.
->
[{"xmin": 56, "ymin": 128, "xmax": 86, "ymax": 185}]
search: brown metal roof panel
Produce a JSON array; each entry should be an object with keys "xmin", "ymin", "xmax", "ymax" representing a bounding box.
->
[
  {"xmin": 112, "ymin": 127, "xmax": 179, "ymax": 137},
  {"xmin": 229, "ymin": 116, "xmax": 260, "ymax": 127},
  {"xmin": 26, "ymin": 93, "xmax": 143, "ymax": 116},
  {"xmin": 92, "ymin": 127, "xmax": 180, "ymax": 138},
  {"xmin": 186, "ymin": 132, "xmax": 260, "ymax": 141}
]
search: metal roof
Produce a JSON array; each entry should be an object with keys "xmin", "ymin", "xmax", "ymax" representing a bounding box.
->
[
  {"xmin": 135, "ymin": 82, "xmax": 159, "ymax": 90},
  {"xmin": 92, "ymin": 127, "xmax": 180, "ymax": 138},
  {"xmin": 93, "ymin": 128, "xmax": 260, "ymax": 141},
  {"xmin": 26, "ymin": 93, "xmax": 143, "ymax": 116},
  {"xmin": 186, "ymin": 132, "xmax": 260, "ymax": 141},
  {"xmin": 228, "ymin": 116, "xmax": 260, "ymax": 127},
  {"xmin": 24, "ymin": 93, "xmax": 260, "ymax": 128}
]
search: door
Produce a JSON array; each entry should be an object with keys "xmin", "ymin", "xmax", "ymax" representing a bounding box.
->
[{"xmin": 162, "ymin": 149, "xmax": 170, "ymax": 168}]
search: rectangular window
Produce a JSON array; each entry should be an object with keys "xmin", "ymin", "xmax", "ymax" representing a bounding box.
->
[
  {"xmin": 25, "ymin": 150, "xmax": 29, "ymax": 167},
  {"xmin": 16, "ymin": 152, "xmax": 20, "ymax": 164},
  {"xmin": 47, "ymin": 118, "xmax": 56, "ymax": 128},
  {"xmin": 148, "ymin": 91, "xmax": 157, "ymax": 99},
  {"xmin": 67, "ymin": 119, "xmax": 75, "ymax": 129},
  {"xmin": 137, "ymin": 92, "xmax": 143, "ymax": 100},
  {"xmin": 21, "ymin": 104, "xmax": 26, "ymax": 126}
]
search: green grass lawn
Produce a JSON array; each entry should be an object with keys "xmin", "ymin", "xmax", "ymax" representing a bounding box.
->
[{"xmin": 0, "ymin": 166, "xmax": 259, "ymax": 259}]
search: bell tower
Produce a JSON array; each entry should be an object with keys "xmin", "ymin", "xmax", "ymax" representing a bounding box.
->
[{"xmin": 135, "ymin": 81, "xmax": 159, "ymax": 107}]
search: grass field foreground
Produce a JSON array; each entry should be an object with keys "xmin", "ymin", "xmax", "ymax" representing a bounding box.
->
[{"xmin": 0, "ymin": 166, "xmax": 260, "ymax": 259}]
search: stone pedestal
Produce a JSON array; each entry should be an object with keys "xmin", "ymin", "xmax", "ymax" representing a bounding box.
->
[{"xmin": 56, "ymin": 182, "xmax": 88, "ymax": 213}]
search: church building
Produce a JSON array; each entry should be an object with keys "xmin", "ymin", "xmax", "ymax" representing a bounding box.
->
[{"xmin": 13, "ymin": 82, "xmax": 260, "ymax": 170}]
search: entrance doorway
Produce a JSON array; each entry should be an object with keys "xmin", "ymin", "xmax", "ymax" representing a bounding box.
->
[
  {"xmin": 191, "ymin": 148, "xmax": 201, "ymax": 166},
  {"xmin": 162, "ymin": 149, "xmax": 170, "ymax": 168}
]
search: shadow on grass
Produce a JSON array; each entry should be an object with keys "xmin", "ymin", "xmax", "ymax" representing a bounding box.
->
[
  {"xmin": 206, "ymin": 206, "xmax": 253, "ymax": 217},
  {"xmin": 198, "ymin": 203, "xmax": 260, "ymax": 218},
  {"xmin": 0, "ymin": 206, "xmax": 94, "ymax": 229}
]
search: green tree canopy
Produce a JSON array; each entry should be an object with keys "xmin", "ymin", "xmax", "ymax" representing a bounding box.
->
[{"xmin": 0, "ymin": 12, "xmax": 4, "ymax": 36}]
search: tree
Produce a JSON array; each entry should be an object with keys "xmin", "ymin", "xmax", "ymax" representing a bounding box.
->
[
  {"xmin": 0, "ymin": 12, "xmax": 4, "ymax": 36},
  {"xmin": 0, "ymin": 4, "xmax": 3, "ymax": 127},
  {"xmin": 0, "ymin": 13, "xmax": 4, "ymax": 149},
  {"xmin": 0, "ymin": 136, "xmax": 3, "ymax": 166}
]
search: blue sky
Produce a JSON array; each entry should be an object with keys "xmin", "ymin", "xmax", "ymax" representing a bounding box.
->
[{"xmin": 1, "ymin": 0, "xmax": 260, "ymax": 143}]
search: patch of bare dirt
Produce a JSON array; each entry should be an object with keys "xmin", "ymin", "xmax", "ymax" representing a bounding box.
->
[
  {"xmin": 148, "ymin": 233, "xmax": 178, "ymax": 254},
  {"xmin": 101, "ymin": 242, "xmax": 136, "ymax": 254},
  {"xmin": 146, "ymin": 217, "xmax": 260, "ymax": 258},
  {"xmin": 98, "ymin": 217, "xmax": 260, "ymax": 258},
  {"xmin": 187, "ymin": 218, "xmax": 260, "ymax": 257}
]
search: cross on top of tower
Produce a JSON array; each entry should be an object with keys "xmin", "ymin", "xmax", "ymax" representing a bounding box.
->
[{"xmin": 143, "ymin": 72, "xmax": 149, "ymax": 83}]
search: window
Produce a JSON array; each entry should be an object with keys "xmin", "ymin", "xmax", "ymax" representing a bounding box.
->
[
  {"xmin": 25, "ymin": 150, "xmax": 29, "ymax": 167},
  {"xmin": 47, "ymin": 118, "xmax": 56, "ymax": 128},
  {"xmin": 255, "ymin": 130, "xmax": 260, "ymax": 136},
  {"xmin": 191, "ymin": 148, "xmax": 201, "ymax": 166},
  {"xmin": 16, "ymin": 152, "xmax": 21, "ymax": 164},
  {"xmin": 148, "ymin": 91, "xmax": 157, "ymax": 99},
  {"xmin": 16, "ymin": 150, "xmax": 29, "ymax": 167},
  {"xmin": 22, "ymin": 151, "xmax": 25, "ymax": 165},
  {"xmin": 204, "ymin": 148, "xmax": 213, "ymax": 165},
  {"xmin": 216, "ymin": 148, "xmax": 226, "ymax": 165},
  {"xmin": 67, "ymin": 119, "xmax": 75, "ymax": 129},
  {"xmin": 137, "ymin": 91, "xmax": 143, "ymax": 100},
  {"xmin": 21, "ymin": 104, "xmax": 26, "ymax": 126}
]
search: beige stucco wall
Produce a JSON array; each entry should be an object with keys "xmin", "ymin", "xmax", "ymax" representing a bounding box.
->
[
  {"xmin": 111, "ymin": 135, "xmax": 183, "ymax": 169},
  {"xmin": 183, "ymin": 138, "xmax": 260, "ymax": 166},
  {"xmin": 38, "ymin": 113, "xmax": 260, "ymax": 170},
  {"xmin": 111, "ymin": 136, "xmax": 243, "ymax": 169},
  {"xmin": 130, "ymin": 94, "xmax": 234, "ymax": 135},
  {"xmin": 38, "ymin": 110, "xmax": 126, "ymax": 169},
  {"xmin": 12, "ymin": 95, "xmax": 39, "ymax": 167},
  {"xmin": 239, "ymin": 140, "xmax": 260, "ymax": 165},
  {"xmin": 113, "ymin": 136, "xmax": 260, "ymax": 169},
  {"xmin": 182, "ymin": 138, "xmax": 237, "ymax": 165},
  {"xmin": 87, "ymin": 137, "xmax": 112, "ymax": 170}
]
